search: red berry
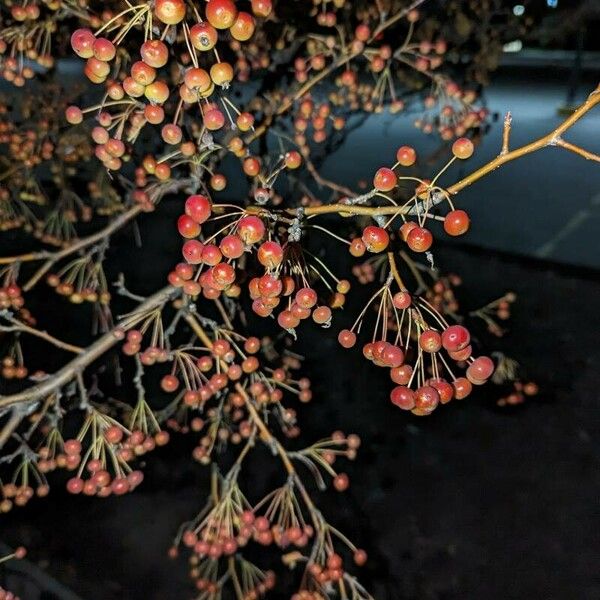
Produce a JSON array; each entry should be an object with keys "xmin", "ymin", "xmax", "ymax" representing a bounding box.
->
[
  {"xmin": 206, "ymin": 0, "xmax": 238, "ymax": 29},
  {"xmin": 414, "ymin": 385, "xmax": 440, "ymax": 414},
  {"xmin": 140, "ymin": 40, "xmax": 169, "ymax": 68},
  {"xmin": 406, "ymin": 227, "xmax": 433, "ymax": 252},
  {"xmin": 177, "ymin": 214, "xmax": 201, "ymax": 238},
  {"xmin": 392, "ymin": 291, "xmax": 411, "ymax": 309},
  {"xmin": 390, "ymin": 386, "xmax": 415, "ymax": 410},
  {"xmin": 349, "ymin": 238, "xmax": 366, "ymax": 257},
  {"xmin": 182, "ymin": 240, "xmax": 204, "ymax": 264},
  {"xmin": 396, "ymin": 145, "xmax": 416, "ymax": 166},
  {"xmin": 251, "ymin": 0, "xmax": 272, "ymax": 17},
  {"xmin": 93, "ymin": 37, "xmax": 116, "ymax": 61},
  {"xmin": 71, "ymin": 29, "xmax": 96, "ymax": 59},
  {"xmin": 429, "ymin": 378, "xmax": 454, "ymax": 404},
  {"xmin": 441, "ymin": 325, "xmax": 470, "ymax": 352},
  {"xmin": 67, "ymin": 477, "xmax": 84, "ymax": 494},
  {"xmin": 295, "ymin": 287, "xmax": 317, "ymax": 309},
  {"xmin": 390, "ymin": 365, "xmax": 412, "ymax": 385},
  {"xmin": 373, "ymin": 167, "xmax": 397, "ymax": 192},
  {"xmin": 467, "ymin": 356, "xmax": 495, "ymax": 383},
  {"xmin": 185, "ymin": 194, "xmax": 212, "ymax": 224},
  {"xmin": 284, "ymin": 151, "xmax": 302, "ymax": 169},
  {"xmin": 230, "ymin": 11, "xmax": 256, "ymax": 41},
  {"xmin": 444, "ymin": 210, "xmax": 470, "ymax": 236},
  {"xmin": 333, "ymin": 473, "xmax": 349, "ymax": 491},
  {"xmin": 219, "ymin": 234, "xmax": 245, "ymax": 259},
  {"xmin": 312, "ymin": 306, "xmax": 331, "ymax": 324},
  {"xmin": 452, "ymin": 137, "xmax": 474, "ymax": 159},
  {"xmin": 362, "ymin": 226, "xmax": 389, "ymax": 253},
  {"xmin": 155, "ymin": 0, "xmax": 186, "ymax": 24},
  {"xmin": 237, "ymin": 216, "xmax": 265, "ymax": 244},
  {"xmin": 453, "ymin": 377, "xmax": 472, "ymax": 399},
  {"xmin": 419, "ymin": 330, "xmax": 442, "ymax": 353},
  {"xmin": 190, "ymin": 22, "xmax": 218, "ymax": 51},
  {"xmin": 161, "ymin": 374, "xmax": 180, "ymax": 392},
  {"xmin": 338, "ymin": 329, "xmax": 356, "ymax": 348}
]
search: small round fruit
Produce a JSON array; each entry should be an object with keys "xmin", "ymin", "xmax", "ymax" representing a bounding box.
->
[
  {"xmin": 155, "ymin": 0, "xmax": 186, "ymax": 24},
  {"xmin": 230, "ymin": 12, "xmax": 255, "ymax": 41},
  {"xmin": 361, "ymin": 226, "xmax": 389, "ymax": 253},
  {"xmin": 441, "ymin": 325, "xmax": 470, "ymax": 352},
  {"xmin": 444, "ymin": 209, "xmax": 470, "ymax": 236},
  {"xmin": 406, "ymin": 227, "xmax": 433, "ymax": 252},
  {"xmin": 338, "ymin": 329, "xmax": 356, "ymax": 349},
  {"xmin": 190, "ymin": 22, "xmax": 218, "ymax": 51},
  {"xmin": 452, "ymin": 137, "xmax": 474, "ymax": 159},
  {"xmin": 373, "ymin": 167, "xmax": 397, "ymax": 192},
  {"xmin": 396, "ymin": 145, "xmax": 416, "ymax": 166},
  {"xmin": 140, "ymin": 40, "xmax": 169, "ymax": 68},
  {"xmin": 206, "ymin": 0, "xmax": 238, "ymax": 29},
  {"xmin": 390, "ymin": 386, "xmax": 415, "ymax": 410},
  {"xmin": 185, "ymin": 194, "xmax": 212, "ymax": 224}
]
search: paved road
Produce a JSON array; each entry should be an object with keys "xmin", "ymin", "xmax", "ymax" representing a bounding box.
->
[{"xmin": 318, "ymin": 68, "xmax": 600, "ymax": 269}]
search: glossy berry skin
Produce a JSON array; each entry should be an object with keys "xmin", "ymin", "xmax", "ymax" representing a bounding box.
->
[
  {"xmin": 71, "ymin": 29, "xmax": 96, "ymax": 58},
  {"xmin": 312, "ymin": 306, "xmax": 332, "ymax": 324},
  {"xmin": 429, "ymin": 378, "xmax": 454, "ymax": 404},
  {"xmin": 145, "ymin": 80, "xmax": 170, "ymax": 104},
  {"xmin": 373, "ymin": 167, "xmax": 397, "ymax": 192},
  {"xmin": 155, "ymin": 0, "xmax": 186, "ymax": 24},
  {"xmin": 441, "ymin": 325, "xmax": 470, "ymax": 352},
  {"xmin": 349, "ymin": 238, "xmax": 366, "ymax": 257},
  {"xmin": 452, "ymin": 137, "xmax": 474, "ymax": 159},
  {"xmin": 206, "ymin": 0, "xmax": 238, "ymax": 29},
  {"xmin": 243, "ymin": 156, "xmax": 261, "ymax": 177},
  {"xmin": 184, "ymin": 67, "xmax": 211, "ymax": 91},
  {"xmin": 414, "ymin": 385, "xmax": 440, "ymax": 414},
  {"xmin": 361, "ymin": 226, "xmax": 389, "ymax": 253},
  {"xmin": 257, "ymin": 241, "xmax": 284, "ymax": 268},
  {"xmin": 338, "ymin": 329, "xmax": 357, "ymax": 348},
  {"xmin": 230, "ymin": 12, "xmax": 256, "ymax": 41},
  {"xmin": 210, "ymin": 62, "xmax": 234, "ymax": 87},
  {"xmin": 161, "ymin": 374, "xmax": 179, "ymax": 392},
  {"xmin": 419, "ymin": 330, "xmax": 442, "ymax": 353},
  {"xmin": 190, "ymin": 22, "xmax": 218, "ymax": 51},
  {"xmin": 383, "ymin": 344, "xmax": 404, "ymax": 368},
  {"xmin": 251, "ymin": 0, "xmax": 272, "ymax": 17},
  {"xmin": 453, "ymin": 377, "xmax": 473, "ymax": 399},
  {"xmin": 390, "ymin": 386, "xmax": 415, "ymax": 410},
  {"xmin": 467, "ymin": 356, "xmax": 495, "ymax": 383},
  {"xmin": 177, "ymin": 215, "xmax": 201, "ymax": 238},
  {"xmin": 182, "ymin": 240, "xmax": 204, "ymax": 264},
  {"xmin": 185, "ymin": 195, "xmax": 212, "ymax": 224},
  {"xmin": 398, "ymin": 221, "xmax": 417, "ymax": 243},
  {"xmin": 219, "ymin": 234, "xmax": 245, "ymax": 259},
  {"xmin": 396, "ymin": 145, "xmax": 416, "ymax": 166},
  {"xmin": 295, "ymin": 288, "xmax": 317, "ymax": 309},
  {"xmin": 390, "ymin": 365, "xmax": 412, "ymax": 385},
  {"xmin": 448, "ymin": 344, "xmax": 472, "ymax": 361},
  {"xmin": 444, "ymin": 209, "xmax": 470, "ymax": 236},
  {"xmin": 284, "ymin": 151, "xmax": 302, "ymax": 169},
  {"xmin": 406, "ymin": 227, "xmax": 433, "ymax": 252},
  {"xmin": 392, "ymin": 291, "xmax": 411, "ymax": 309},
  {"xmin": 204, "ymin": 108, "xmax": 225, "ymax": 130},
  {"xmin": 140, "ymin": 40, "xmax": 169, "ymax": 68},
  {"xmin": 93, "ymin": 38, "xmax": 116, "ymax": 61},
  {"xmin": 237, "ymin": 216, "xmax": 265, "ymax": 244}
]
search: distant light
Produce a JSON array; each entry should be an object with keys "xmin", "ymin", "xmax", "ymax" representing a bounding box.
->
[
  {"xmin": 503, "ymin": 40, "xmax": 523, "ymax": 53},
  {"xmin": 513, "ymin": 5, "xmax": 525, "ymax": 16},
  {"xmin": 547, "ymin": 0, "xmax": 558, "ymax": 6}
]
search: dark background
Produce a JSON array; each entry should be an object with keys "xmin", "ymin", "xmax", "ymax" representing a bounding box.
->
[{"xmin": 2, "ymin": 2, "xmax": 600, "ymax": 599}]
